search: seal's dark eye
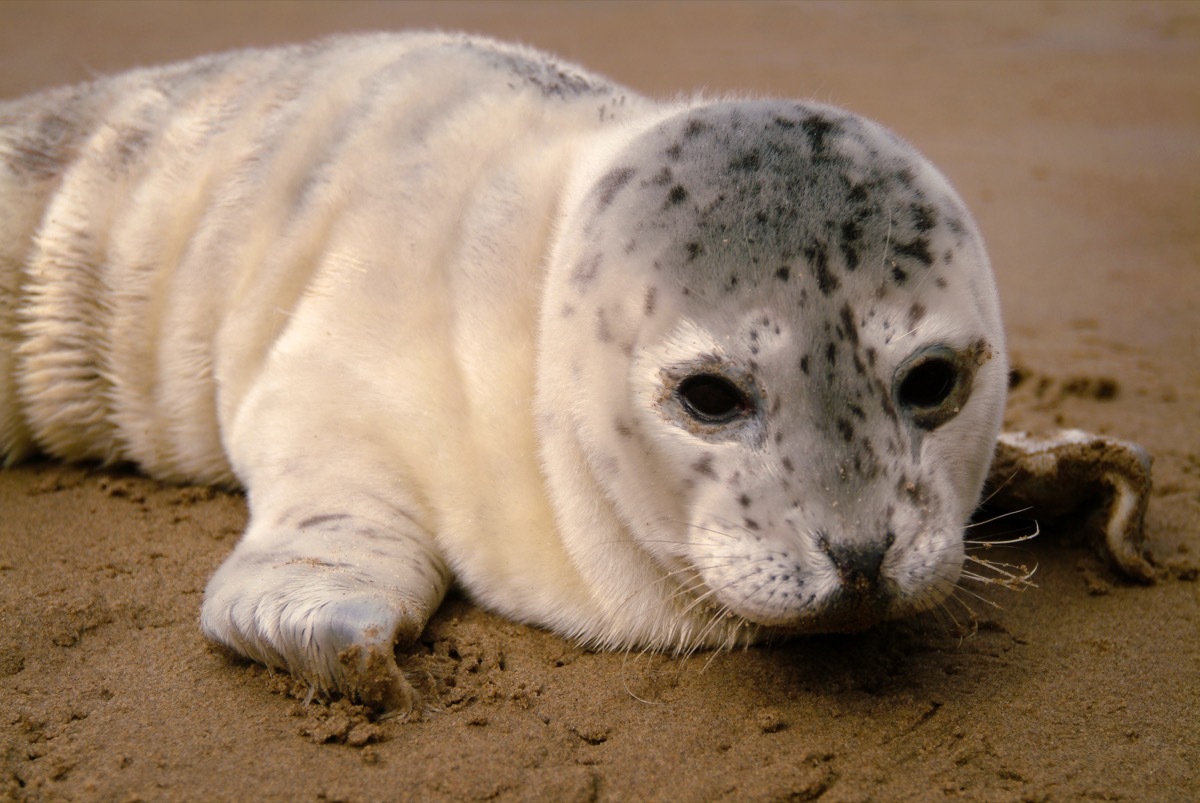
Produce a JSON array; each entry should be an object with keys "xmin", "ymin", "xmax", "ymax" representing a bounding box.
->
[
  {"xmin": 678, "ymin": 374, "xmax": 749, "ymax": 423},
  {"xmin": 893, "ymin": 346, "xmax": 977, "ymax": 431},
  {"xmin": 897, "ymin": 357, "xmax": 958, "ymax": 410}
]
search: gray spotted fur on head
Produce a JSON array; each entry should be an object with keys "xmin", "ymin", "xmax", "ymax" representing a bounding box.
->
[{"xmin": 540, "ymin": 99, "xmax": 1007, "ymax": 636}]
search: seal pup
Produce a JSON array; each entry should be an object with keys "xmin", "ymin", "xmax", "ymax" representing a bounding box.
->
[{"xmin": 0, "ymin": 32, "xmax": 1014, "ymax": 710}]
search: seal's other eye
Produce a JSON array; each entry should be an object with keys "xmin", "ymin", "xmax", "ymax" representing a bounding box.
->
[
  {"xmin": 678, "ymin": 374, "xmax": 750, "ymax": 423},
  {"xmin": 897, "ymin": 357, "xmax": 958, "ymax": 410},
  {"xmin": 893, "ymin": 346, "xmax": 976, "ymax": 430}
]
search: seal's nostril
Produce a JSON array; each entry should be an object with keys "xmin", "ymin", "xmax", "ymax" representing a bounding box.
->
[{"xmin": 819, "ymin": 536, "xmax": 890, "ymax": 590}]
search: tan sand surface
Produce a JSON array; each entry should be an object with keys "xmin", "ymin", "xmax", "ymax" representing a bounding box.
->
[{"xmin": 1, "ymin": 2, "xmax": 1197, "ymax": 800}]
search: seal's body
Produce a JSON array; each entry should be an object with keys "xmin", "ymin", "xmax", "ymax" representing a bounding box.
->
[{"xmin": 0, "ymin": 33, "xmax": 1007, "ymax": 708}]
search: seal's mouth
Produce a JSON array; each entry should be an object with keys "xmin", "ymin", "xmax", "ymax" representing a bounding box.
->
[
  {"xmin": 676, "ymin": 513, "xmax": 963, "ymax": 637},
  {"xmin": 697, "ymin": 550, "xmax": 911, "ymax": 634}
]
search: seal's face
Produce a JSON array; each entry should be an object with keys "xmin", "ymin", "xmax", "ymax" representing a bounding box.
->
[{"xmin": 551, "ymin": 100, "xmax": 1006, "ymax": 637}]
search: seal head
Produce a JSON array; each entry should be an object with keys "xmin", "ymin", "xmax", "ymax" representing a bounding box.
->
[{"xmin": 538, "ymin": 100, "xmax": 1007, "ymax": 644}]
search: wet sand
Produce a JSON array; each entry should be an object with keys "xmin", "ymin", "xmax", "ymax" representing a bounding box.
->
[{"xmin": 2, "ymin": 2, "xmax": 1198, "ymax": 800}]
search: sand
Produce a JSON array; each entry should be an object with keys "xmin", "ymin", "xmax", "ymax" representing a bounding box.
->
[{"xmin": 1, "ymin": 2, "xmax": 1197, "ymax": 800}]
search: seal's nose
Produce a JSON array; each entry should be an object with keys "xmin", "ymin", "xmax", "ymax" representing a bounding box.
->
[{"xmin": 819, "ymin": 531, "xmax": 895, "ymax": 595}]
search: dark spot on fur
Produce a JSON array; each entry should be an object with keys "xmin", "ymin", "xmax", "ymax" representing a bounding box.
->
[
  {"xmin": 837, "ymin": 419, "xmax": 855, "ymax": 443},
  {"xmin": 743, "ymin": 518, "xmax": 760, "ymax": 531},
  {"xmin": 686, "ymin": 241, "xmax": 704, "ymax": 262},
  {"xmin": 6, "ymin": 111, "xmax": 79, "ymax": 181},
  {"xmin": 891, "ymin": 265, "xmax": 909, "ymax": 284},
  {"xmin": 666, "ymin": 142, "xmax": 682, "ymax": 161},
  {"xmin": 775, "ymin": 266, "xmax": 790, "ymax": 281},
  {"xmin": 781, "ymin": 457, "xmax": 795, "ymax": 473},
  {"xmin": 693, "ymin": 455, "xmax": 716, "ymax": 478},
  {"xmin": 595, "ymin": 167, "xmax": 635, "ymax": 209},
  {"xmin": 894, "ymin": 238, "xmax": 934, "ymax": 267},
  {"xmin": 297, "ymin": 513, "xmax": 352, "ymax": 529},
  {"xmin": 801, "ymin": 114, "xmax": 839, "ymax": 154},
  {"xmin": 683, "ymin": 119, "xmax": 710, "ymax": 139},
  {"xmin": 497, "ymin": 51, "xmax": 610, "ymax": 99},
  {"xmin": 825, "ymin": 342, "xmax": 837, "ymax": 366},
  {"xmin": 800, "ymin": 355, "xmax": 810, "ymax": 375},
  {"xmin": 739, "ymin": 494, "xmax": 752, "ymax": 508},
  {"xmin": 614, "ymin": 418, "xmax": 633, "ymax": 438},
  {"xmin": 852, "ymin": 352, "xmax": 867, "ymax": 377},
  {"xmin": 643, "ymin": 286, "xmax": 657, "ymax": 316},
  {"xmin": 729, "ymin": 149, "xmax": 761, "ymax": 171},
  {"xmin": 112, "ymin": 126, "xmax": 151, "ymax": 168},
  {"xmin": 806, "ymin": 243, "xmax": 839, "ymax": 295},
  {"xmin": 911, "ymin": 203, "xmax": 938, "ymax": 232},
  {"xmin": 839, "ymin": 304, "xmax": 858, "ymax": 347},
  {"xmin": 666, "ymin": 184, "xmax": 688, "ymax": 206},
  {"xmin": 907, "ymin": 302, "xmax": 926, "ymax": 329},
  {"xmin": 839, "ymin": 220, "xmax": 862, "ymax": 269},
  {"xmin": 571, "ymin": 253, "xmax": 602, "ymax": 287},
  {"xmin": 650, "ymin": 166, "xmax": 673, "ymax": 186}
]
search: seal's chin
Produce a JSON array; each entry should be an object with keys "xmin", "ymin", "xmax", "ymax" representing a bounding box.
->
[
  {"xmin": 727, "ymin": 589, "xmax": 898, "ymax": 634},
  {"xmin": 709, "ymin": 565, "xmax": 956, "ymax": 635}
]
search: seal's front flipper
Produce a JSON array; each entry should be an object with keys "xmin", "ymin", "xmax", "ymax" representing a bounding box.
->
[
  {"xmin": 200, "ymin": 503, "xmax": 449, "ymax": 713},
  {"xmin": 982, "ymin": 429, "xmax": 1154, "ymax": 581}
]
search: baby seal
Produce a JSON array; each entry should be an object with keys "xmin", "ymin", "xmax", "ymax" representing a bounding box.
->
[{"xmin": 1, "ymin": 32, "xmax": 1009, "ymax": 709}]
